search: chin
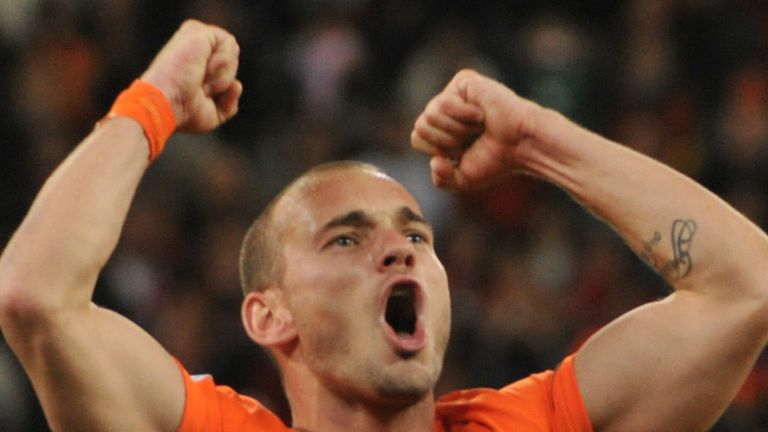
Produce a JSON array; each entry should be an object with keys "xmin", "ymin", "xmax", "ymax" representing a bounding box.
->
[
  {"xmin": 375, "ymin": 381, "xmax": 432, "ymax": 405},
  {"xmin": 373, "ymin": 360, "xmax": 441, "ymax": 405}
]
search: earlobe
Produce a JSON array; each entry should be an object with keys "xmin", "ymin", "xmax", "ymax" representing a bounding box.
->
[{"xmin": 241, "ymin": 290, "xmax": 297, "ymax": 346}]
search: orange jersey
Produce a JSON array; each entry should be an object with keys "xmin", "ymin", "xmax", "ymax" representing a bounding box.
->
[{"xmin": 176, "ymin": 355, "xmax": 592, "ymax": 431}]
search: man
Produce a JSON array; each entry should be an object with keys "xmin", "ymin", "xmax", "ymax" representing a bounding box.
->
[{"xmin": 1, "ymin": 19, "xmax": 767, "ymax": 432}]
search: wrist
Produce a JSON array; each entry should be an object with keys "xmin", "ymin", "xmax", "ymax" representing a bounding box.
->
[
  {"xmin": 103, "ymin": 80, "xmax": 177, "ymax": 163},
  {"xmin": 139, "ymin": 71, "xmax": 183, "ymax": 125},
  {"xmin": 511, "ymin": 106, "xmax": 581, "ymax": 181}
]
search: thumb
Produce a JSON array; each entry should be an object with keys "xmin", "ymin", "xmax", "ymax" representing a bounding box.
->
[{"xmin": 430, "ymin": 155, "xmax": 465, "ymax": 189}]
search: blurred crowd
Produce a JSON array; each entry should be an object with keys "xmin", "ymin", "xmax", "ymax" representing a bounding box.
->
[{"xmin": 1, "ymin": 0, "xmax": 768, "ymax": 430}]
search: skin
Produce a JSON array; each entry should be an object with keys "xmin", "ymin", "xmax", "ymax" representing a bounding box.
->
[
  {"xmin": 0, "ymin": 20, "xmax": 240, "ymax": 431},
  {"xmin": 242, "ymin": 167, "xmax": 451, "ymax": 431},
  {"xmin": 412, "ymin": 69, "xmax": 768, "ymax": 431},
  {"xmin": 1, "ymin": 19, "xmax": 767, "ymax": 432}
]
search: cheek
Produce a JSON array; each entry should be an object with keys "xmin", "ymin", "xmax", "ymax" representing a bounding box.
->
[
  {"xmin": 291, "ymin": 294, "xmax": 353, "ymax": 363},
  {"xmin": 284, "ymin": 256, "xmax": 374, "ymax": 354},
  {"xmin": 290, "ymin": 288, "xmax": 349, "ymax": 337},
  {"xmin": 425, "ymin": 253, "xmax": 449, "ymax": 297},
  {"xmin": 284, "ymin": 246, "xmax": 373, "ymax": 296},
  {"xmin": 425, "ymin": 256, "xmax": 452, "ymax": 334}
]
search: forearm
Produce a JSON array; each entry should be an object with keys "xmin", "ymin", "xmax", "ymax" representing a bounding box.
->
[
  {"xmin": 412, "ymin": 69, "xmax": 768, "ymax": 430},
  {"xmin": 521, "ymin": 107, "xmax": 768, "ymax": 298},
  {"xmin": 0, "ymin": 118, "xmax": 149, "ymax": 316},
  {"xmin": 0, "ymin": 22, "xmax": 240, "ymax": 432}
]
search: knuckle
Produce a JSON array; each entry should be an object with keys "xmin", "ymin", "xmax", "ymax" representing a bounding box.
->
[
  {"xmin": 437, "ymin": 97, "xmax": 453, "ymax": 113},
  {"xmin": 410, "ymin": 129, "xmax": 419, "ymax": 143},
  {"xmin": 224, "ymin": 33, "xmax": 238, "ymax": 49},
  {"xmin": 414, "ymin": 116, "xmax": 429, "ymax": 134},
  {"xmin": 455, "ymin": 68, "xmax": 478, "ymax": 80},
  {"xmin": 424, "ymin": 111, "xmax": 441, "ymax": 128},
  {"xmin": 410, "ymin": 130, "xmax": 425, "ymax": 149},
  {"xmin": 181, "ymin": 19, "xmax": 203, "ymax": 30}
]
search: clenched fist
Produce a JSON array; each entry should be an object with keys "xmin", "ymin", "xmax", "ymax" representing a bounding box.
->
[
  {"xmin": 140, "ymin": 19, "xmax": 243, "ymax": 133},
  {"xmin": 411, "ymin": 69, "xmax": 548, "ymax": 191}
]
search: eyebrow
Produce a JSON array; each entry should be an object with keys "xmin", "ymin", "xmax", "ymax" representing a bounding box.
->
[
  {"xmin": 320, "ymin": 206, "xmax": 432, "ymax": 233},
  {"xmin": 396, "ymin": 206, "xmax": 431, "ymax": 229},
  {"xmin": 323, "ymin": 210, "xmax": 375, "ymax": 230}
]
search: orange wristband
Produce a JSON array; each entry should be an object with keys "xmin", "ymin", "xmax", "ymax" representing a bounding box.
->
[{"xmin": 106, "ymin": 80, "xmax": 177, "ymax": 162}]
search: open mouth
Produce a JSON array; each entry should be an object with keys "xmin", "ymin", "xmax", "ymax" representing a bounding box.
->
[
  {"xmin": 381, "ymin": 279, "xmax": 426, "ymax": 355},
  {"xmin": 385, "ymin": 282, "xmax": 417, "ymax": 336}
]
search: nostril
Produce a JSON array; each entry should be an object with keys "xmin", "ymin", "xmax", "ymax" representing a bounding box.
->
[{"xmin": 383, "ymin": 254, "xmax": 414, "ymax": 267}]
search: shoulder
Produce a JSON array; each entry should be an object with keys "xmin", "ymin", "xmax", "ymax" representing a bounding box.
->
[
  {"xmin": 435, "ymin": 355, "xmax": 592, "ymax": 432},
  {"xmin": 174, "ymin": 360, "xmax": 289, "ymax": 432}
]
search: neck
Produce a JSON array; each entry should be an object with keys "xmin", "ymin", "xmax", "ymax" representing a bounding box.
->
[{"xmin": 282, "ymin": 361, "xmax": 436, "ymax": 432}]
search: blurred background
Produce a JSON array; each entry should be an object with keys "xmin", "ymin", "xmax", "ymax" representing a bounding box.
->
[{"xmin": 1, "ymin": 0, "xmax": 767, "ymax": 430}]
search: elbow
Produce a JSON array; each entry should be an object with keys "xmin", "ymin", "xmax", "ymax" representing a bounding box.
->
[
  {"xmin": 0, "ymin": 253, "xmax": 97, "ymax": 330},
  {"xmin": 745, "ymin": 253, "xmax": 768, "ymax": 331},
  {"xmin": 755, "ymin": 279, "xmax": 768, "ymax": 334},
  {"xmin": 736, "ymin": 272, "xmax": 768, "ymax": 339},
  {"xmin": 0, "ymin": 279, "xmax": 41, "ymax": 331},
  {"xmin": 717, "ymin": 252, "xmax": 768, "ymax": 334},
  {"xmin": 750, "ymin": 245, "xmax": 768, "ymax": 332},
  {"xmin": 0, "ymin": 270, "xmax": 59, "ymax": 332},
  {"xmin": 0, "ymin": 250, "xmax": 45, "ymax": 328}
]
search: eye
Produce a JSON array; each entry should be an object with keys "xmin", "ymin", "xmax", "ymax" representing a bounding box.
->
[
  {"xmin": 406, "ymin": 232, "xmax": 428, "ymax": 244},
  {"xmin": 331, "ymin": 235, "xmax": 357, "ymax": 247}
]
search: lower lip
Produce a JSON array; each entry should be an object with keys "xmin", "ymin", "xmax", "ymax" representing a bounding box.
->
[{"xmin": 383, "ymin": 319, "xmax": 427, "ymax": 354}]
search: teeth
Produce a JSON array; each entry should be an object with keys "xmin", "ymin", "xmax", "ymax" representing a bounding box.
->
[
  {"xmin": 391, "ymin": 288, "xmax": 410, "ymax": 297},
  {"xmin": 391, "ymin": 284, "xmax": 413, "ymax": 297}
]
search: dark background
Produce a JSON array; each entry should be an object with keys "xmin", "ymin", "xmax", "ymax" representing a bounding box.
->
[{"xmin": 1, "ymin": 0, "xmax": 767, "ymax": 430}]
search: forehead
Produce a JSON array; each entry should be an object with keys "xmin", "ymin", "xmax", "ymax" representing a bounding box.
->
[{"xmin": 276, "ymin": 168, "xmax": 424, "ymax": 234}]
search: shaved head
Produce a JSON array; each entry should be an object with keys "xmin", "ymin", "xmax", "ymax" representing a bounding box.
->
[{"xmin": 238, "ymin": 161, "xmax": 389, "ymax": 294}]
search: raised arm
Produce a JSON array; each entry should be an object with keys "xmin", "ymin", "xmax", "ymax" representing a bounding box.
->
[
  {"xmin": 0, "ymin": 20, "xmax": 241, "ymax": 431},
  {"xmin": 411, "ymin": 69, "xmax": 768, "ymax": 432}
]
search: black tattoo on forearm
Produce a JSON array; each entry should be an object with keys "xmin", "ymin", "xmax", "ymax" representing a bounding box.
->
[
  {"xmin": 640, "ymin": 231, "xmax": 662, "ymax": 265},
  {"xmin": 639, "ymin": 219, "xmax": 697, "ymax": 280},
  {"xmin": 669, "ymin": 219, "xmax": 697, "ymax": 278}
]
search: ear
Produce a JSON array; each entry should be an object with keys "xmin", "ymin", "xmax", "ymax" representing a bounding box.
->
[{"xmin": 241, "ymin": 288, "xmax": 298, "ymax": 346}]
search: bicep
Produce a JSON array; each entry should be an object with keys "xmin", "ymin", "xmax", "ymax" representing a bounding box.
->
[
  {"xmin": 575, "ymin": 291, "xmax": 767, "ymax": 432},
  {"xmin": 5, "ymin": 303, "xmax": 185, "ymax": 432}
]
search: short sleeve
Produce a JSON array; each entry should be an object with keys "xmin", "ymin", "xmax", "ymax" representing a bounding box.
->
[
  {"xmin": 174, "ymin": 360, "xmax": 290, "ymax": 432},
  {"xmin": 435, "ymin": 355, "xmax": 593, "ymax": 432}
]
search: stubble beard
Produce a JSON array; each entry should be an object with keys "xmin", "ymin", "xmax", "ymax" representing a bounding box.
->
[
  {"xmin": 314, "ymin": 348, "xmax": 444, "ymax": 408},
  {"xmin": 371, "ymin": 356, "xmax": 444, "ymax": 405}
]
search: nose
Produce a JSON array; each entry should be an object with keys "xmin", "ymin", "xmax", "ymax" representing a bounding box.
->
[{"xmin": 377, "ymin": 232, "xmax": 415, "ymax": 271}]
